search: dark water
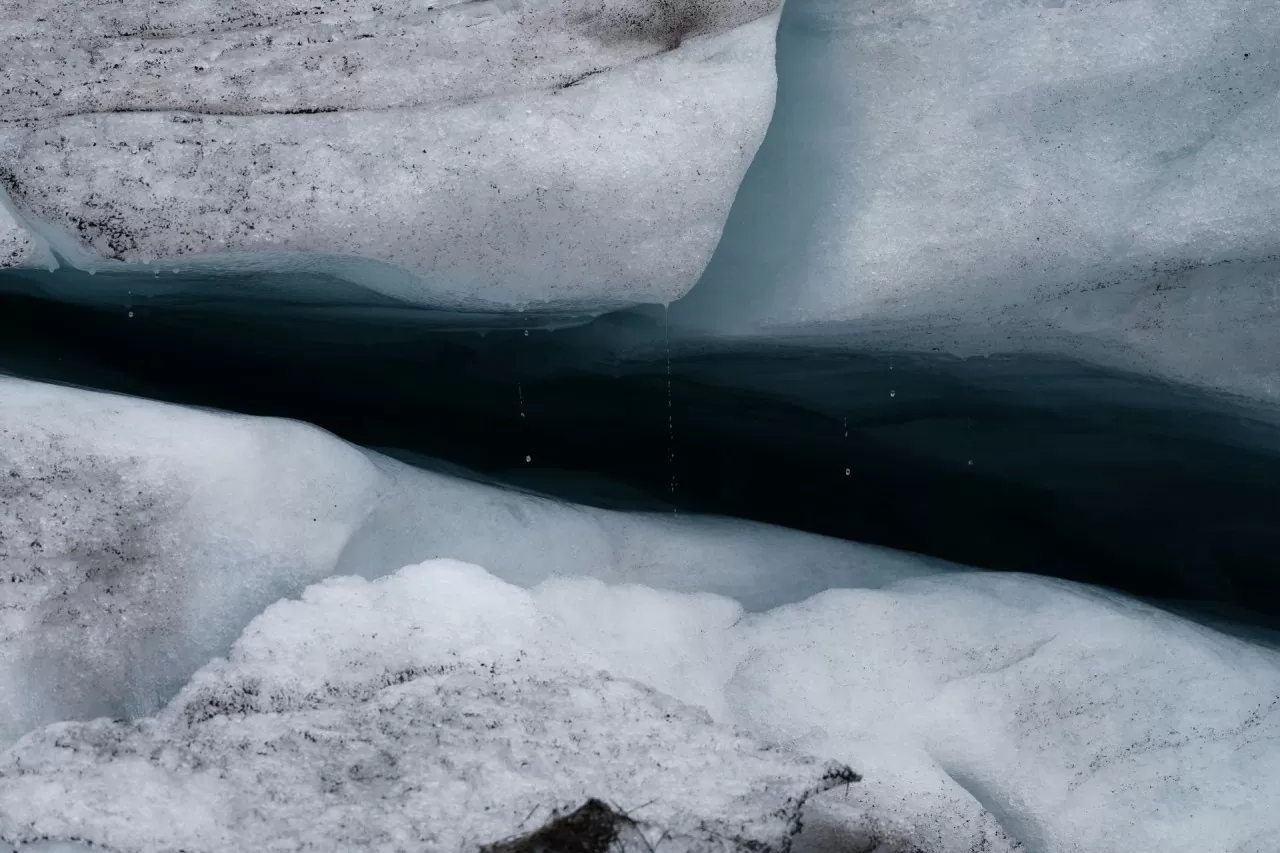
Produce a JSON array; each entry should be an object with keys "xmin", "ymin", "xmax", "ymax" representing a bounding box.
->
[{"xmin": 3, "ymin": 266, "xmax": 1280, "ymax": 625}]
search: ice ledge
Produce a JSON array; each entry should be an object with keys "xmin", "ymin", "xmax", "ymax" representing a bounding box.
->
[{"xmin": 0, "ymin": 0, "xmax": 781, "ymax": 311}]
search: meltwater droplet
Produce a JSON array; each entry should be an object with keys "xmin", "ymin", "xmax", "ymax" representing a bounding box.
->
[
  {"xmin": 845, "ymin": 468, "xmax": 851, "ymax": 476},
  {"xmin": 524, "ymin": 330, "xmax": 529, "ymax": 336},
  {"xmin": 525, "ymin": 455, "xmax": 531, "ymax": 463},
  {"xmin": 967, "ymin": 459, "xmax": 974, "ymax": 466},
  {"xmin": 127, "ymin": 311, "xmax": 134, "ymax": 318},
  {"xmin": 889, "ymin": 389, "xmax": 896, "ymax": 397}
]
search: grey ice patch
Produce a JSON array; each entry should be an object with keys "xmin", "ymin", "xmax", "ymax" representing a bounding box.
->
[
  {"xmin": 0, "ymin": 560, "xmax": 857, "ymax": 853},
  {"xmin": 0, "ymin": 200, "xmax": 46, "ymax": 270},
  {"xmin": 0, "ymin": 0, "xmax": 781, "ymax": 311}
]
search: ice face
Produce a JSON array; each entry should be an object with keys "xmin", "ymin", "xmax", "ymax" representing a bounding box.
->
[
  {"xmin": 678, "ymin": 0, "xmax": 1280, "ymax": 402},
  {"xmin": 0, "ymin": 376, "xmax": 945, "ymax": 744},
  {"xmin": 0, "ymin": 0, "xmax": 779, "ymax": 312}
]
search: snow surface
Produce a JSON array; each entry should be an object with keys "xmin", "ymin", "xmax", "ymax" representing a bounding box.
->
[
  {"xmin": 5, "ymin": 559, "xmax": 1277, "ymax": 852},
  {"xmin": 0, "ymin": 205, "xmax": 46, "ymax": 270},
  {"xmin": 0, "ymin": 0, "xmax": 779, "ymax": 311},
  {"xmin": 0, "ymin": 560, "xmax": 855, "ymax": 853},
  {"xmin": 679, "ymin": 0, "xmax": 1280, "ymax": 402},
  {"xmin": 0, "ymin": 375, "xmax": 944, "ymax": 744}
]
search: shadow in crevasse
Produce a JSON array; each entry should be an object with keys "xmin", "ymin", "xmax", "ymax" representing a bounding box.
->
[{"xmin": 2, "ymin": 267, "xmax": 1280, "ymax": 630}]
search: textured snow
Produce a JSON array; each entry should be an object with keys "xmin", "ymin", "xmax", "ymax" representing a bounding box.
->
[
  {"xmin": 0, "ymin": 560, "xmax": 855, "ymax": 853},
  {"xmin": 533, "ymin": 572, "xmax": 1280, "ymax": 853},
  {"xmin": 0, "ymin": 204, "xmax": 46, "ymax": 270},
  {"xmin": 0, "ymin": 0, "xmax": 779, "ymax": 310},
  {"xmin": 6, "ymin": 558, "xmax": 1276, "ymax": 852},
  {"xmin": 0, "ymin": 375, "xmax": 944, "ymax": 744},
  {"xmin": 681, "ymin": 0, "xmax": 1280, "ymax": 402}
]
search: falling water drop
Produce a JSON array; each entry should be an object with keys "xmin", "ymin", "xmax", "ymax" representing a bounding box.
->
[
  {"xmin": 127, "ymin": 311, "xmax": 134, "ymax": 318},
  {"xmin": 845, "ymin": 468, "xmax": 851, "ymax": 476},
  {"xmin": 524, "ymin": 329, "xmax": 529, "ymax": 337},
  {"xmin": 889, "ymin": 389, "xmax": 896, "ymax": 398},
  {"xmin": 525, "ymin": 455, "xmax": 531, "ymax": 463}
]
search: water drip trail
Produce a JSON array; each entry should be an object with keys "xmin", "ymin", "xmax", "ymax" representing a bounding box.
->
[
  {"xmin": 844, "ymin": 416, "xmax": 850, "ymax": 477},
  {"xmin": 665, "ymin": 305, "xmax": 676, "ymax": 513},
  {"xmin": 519, "ymin": 330, "xmax": 529, "ymax": 464}
]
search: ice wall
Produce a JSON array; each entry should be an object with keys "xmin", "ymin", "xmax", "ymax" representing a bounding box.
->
[
  {"xmin": 0, "ymin": 0, "xmax": 779, "ymax": 313},
  {"xmin": 0, "ymin": 375, "xmax": 942, "ymax": 744},
  {"xmin": 677, "ymin": 0, "xmax": 1280, "ymax": 403}
]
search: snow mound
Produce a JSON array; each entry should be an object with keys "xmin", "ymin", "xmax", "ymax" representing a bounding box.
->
[
  {"xmin": 0, "ymin": 0, "xmax": 778, "ymax": 312},
  {"xmin": 537, "ymin": 572, "xmax": 1280, "ymax": 853},
  {"xmin": 0, "ymin": 560, "xmax": 855, "ymax": 853},
  {"xmin": 0, "ymin": 376, "xmax": 943, "ymax": 744}
]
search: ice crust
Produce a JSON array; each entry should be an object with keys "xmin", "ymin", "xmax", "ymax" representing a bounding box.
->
[
  {"xmin": 0, "ymin": 0, "xmax": 779, "ymax": 311},
  {"xmin": 0, "ymin": 205, "xmax": 46, "ymax": 271},
  {"xmin": 4, "ymin": 557, "xmax": 1278, "ymax": 852},
  {"xmin": 680, "ymin": 0, "xmax": 1280, "ymax": 402},
  {"xmin": 0, "ymin": 560, "xmax": 855, "ymax": 853},
  {"xmin": 1, "ymin": 380, "xmax": 1278, "ymax": 851},
  {"xmin": 0, "ymin": 375, "xmax": 942, "ymax": 744}
]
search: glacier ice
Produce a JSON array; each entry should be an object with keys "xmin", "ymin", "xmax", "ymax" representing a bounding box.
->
[
  {"xmin": 0, "ymin": 204, "xmax": 48, "ymax": 271},
  {"xmin": 4, "ymin": 558, "xmax": 1276, "ymax": 852},
  {"xmin": 678, "ymin": 0, "xmax": 1280, "ymax": 402},
  {"xmin": 0, "ymin": 0, "xmax": 779, "ymax": 312},
  {"xmin": 0, "ymin": 560, "xmax": 855, "ymax": 853},
  {"xmin": 0, "ymin": 375, "xmax": 945, "ymax": 744}
]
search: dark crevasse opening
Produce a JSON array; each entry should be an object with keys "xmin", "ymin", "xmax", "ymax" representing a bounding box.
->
[{"xmin": 2, "ymin": 268, "xmax": 1280, "ymax": 627}]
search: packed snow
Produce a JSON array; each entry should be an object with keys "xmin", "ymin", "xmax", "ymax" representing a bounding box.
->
[
  {"xmin": 0, "ymin": 0, "xmax": 779, "ymax": 311},
  {"xmin": 0, "ymin": 560, "xmax": 856, "ymax": 853},
  {"xmin": 0, "ymin": 204, "xmax": 47, "ymax": 271},
  {"xmin": 0, "ymin": 376, "xmax": 944, "ymax": 744},
  {"xmin": 4, "ymin": 557, "xmax": 1277, "ymax": 852},
  {"xmin": 679, "ymin": 0, "xmax": 1280, "ymax": 402}
]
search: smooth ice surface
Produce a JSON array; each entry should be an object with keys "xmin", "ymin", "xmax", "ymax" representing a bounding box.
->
[
  {"xmin": 0, "ymin": 0, "xmax": 778, "ymax": 311},
  {"xmin": 679, "ymin": 0, "xmax": 1280, "ymax": 402},
  {"xmin": 0, "ymin": 376, "xmax": 944, "ymax": 744},
  {"xmin": 0, "ymin": 560, "xmax": 854, "ymax": 853}
]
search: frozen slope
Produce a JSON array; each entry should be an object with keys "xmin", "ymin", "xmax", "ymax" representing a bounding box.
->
[
  {"xmin": 0, "ymin": 0, "xmax": 779, "ymax": 312},
  {"xmin": 4, "ymin": 559, "xmax": 1277, "ymax": 853},
  {"xmin": 0, "ymin": 375, "xmax": 944, "ymax": 744},
  {"xmin": 0, "ymin": 561, "xmax": 856, "ymax": 853},
  {"xmin": 678, "ymin": 0, "xmax": 1280, "ymax": 403}
]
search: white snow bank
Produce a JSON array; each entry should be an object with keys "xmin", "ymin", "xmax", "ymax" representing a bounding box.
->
[
  {"xmin": 538, "ymin": 571, "xmax": 1280, "ymax": 853},
  {"xmin": 681, "ymin": 0, "xmax": 1280, "ymax": 402},
  {"xmin": 0, "ymin": 0, "xmax": 779, "ymax": 312},
  {"xmin": 0, "ymin": 376, "xmax": 944, "ymax": 743},
  {"xmin": 3, "ymin": 522, "xmax": 1278, "ymax": 851},
  {"xmin": 12, "ymin": 559, "xmax": 1272, "ymax": 852},
  {"xmin": 0, "ymin": 560, "xmax": 855, "ymax": 853}
]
